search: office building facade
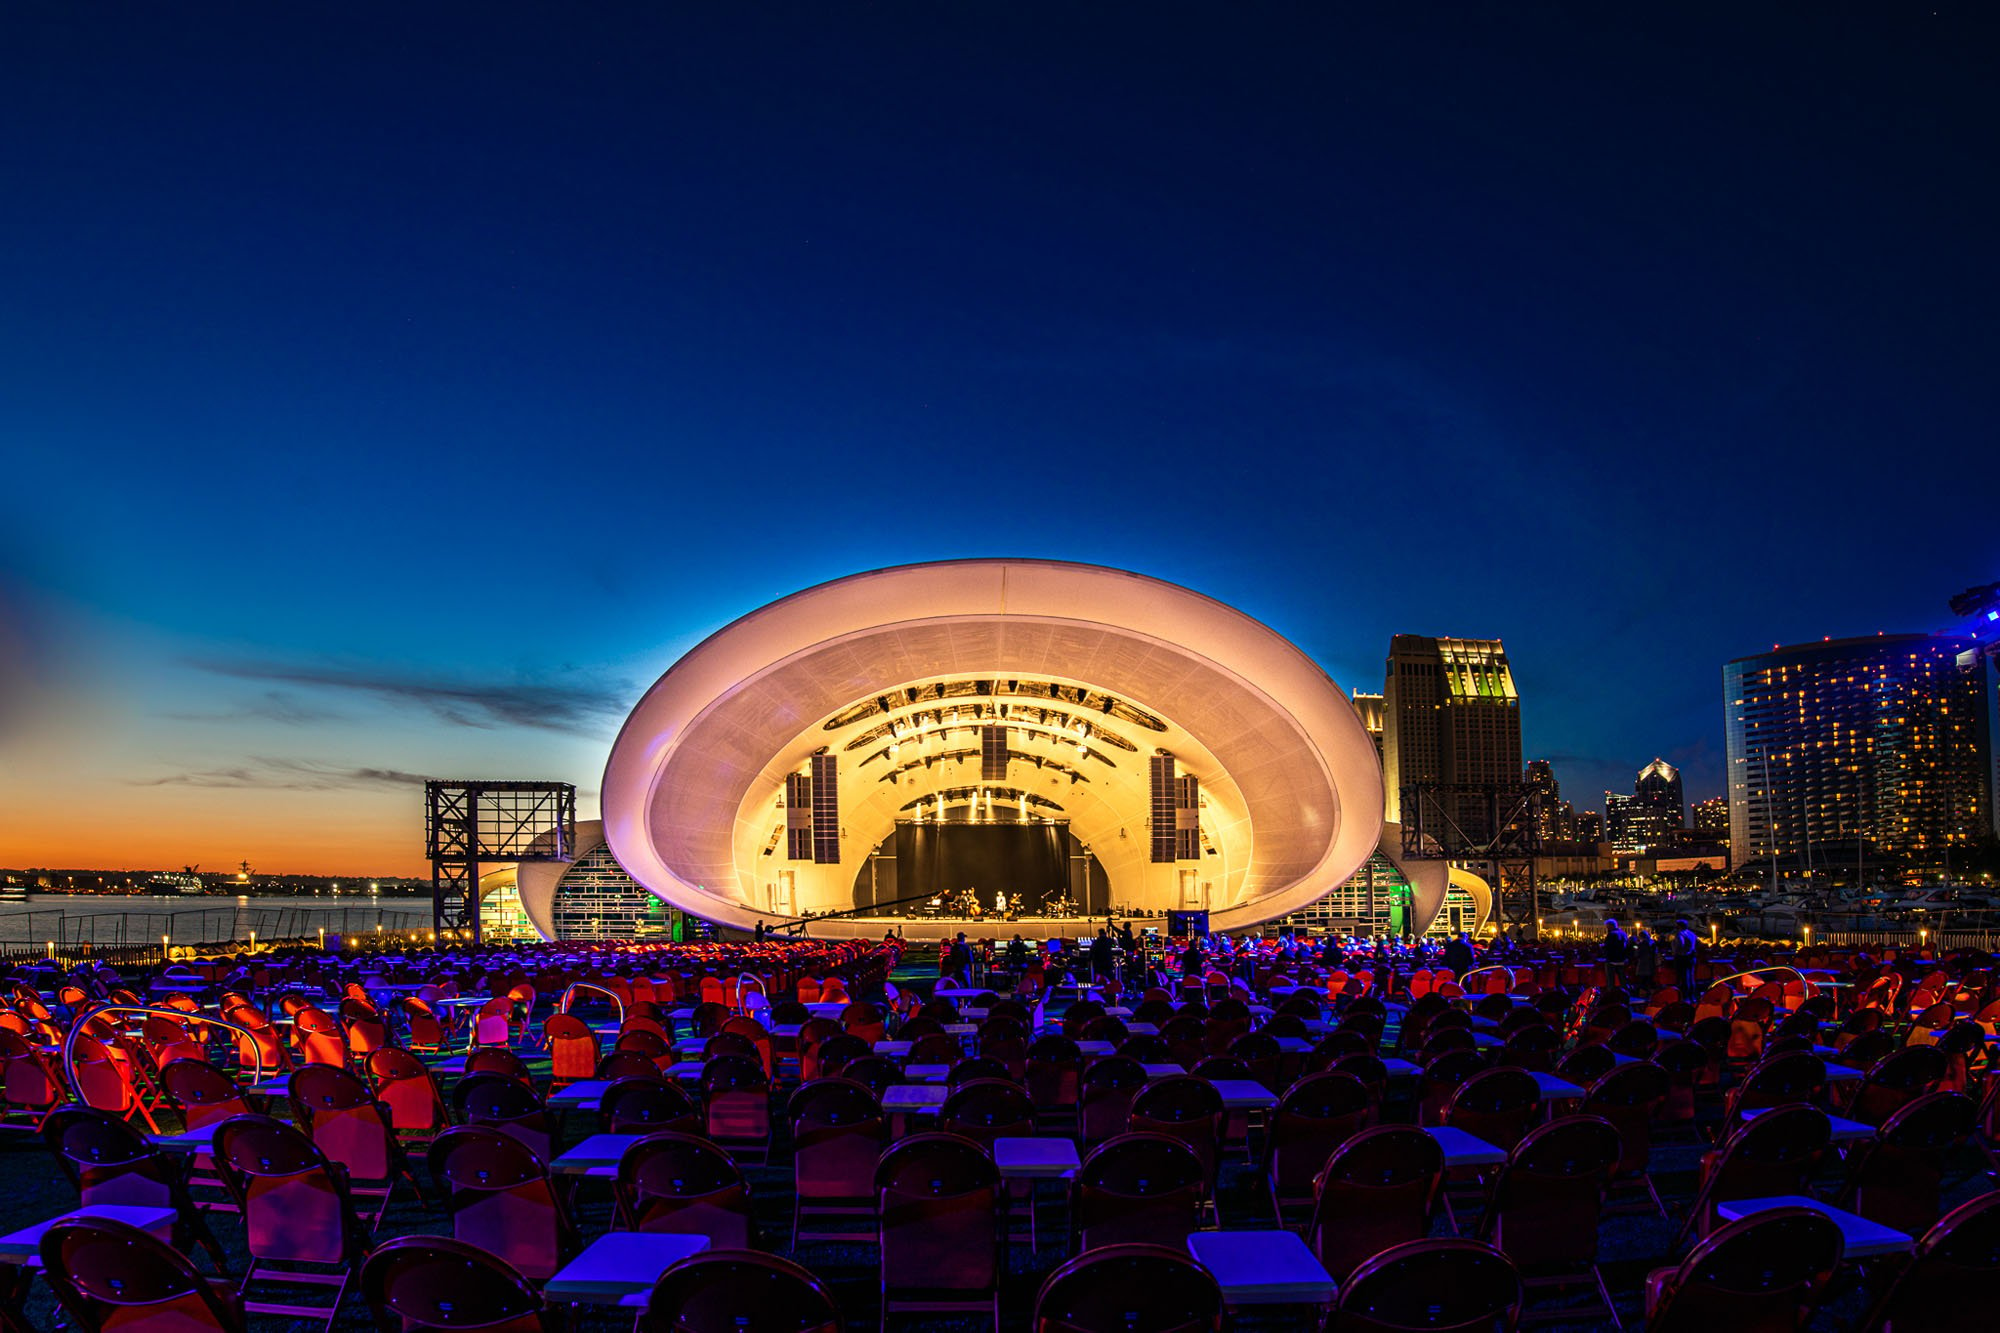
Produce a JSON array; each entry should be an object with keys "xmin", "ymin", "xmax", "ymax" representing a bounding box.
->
[{"xmin": 1383, "ymin": 635, "xmax": 1523, "ymax": 840}]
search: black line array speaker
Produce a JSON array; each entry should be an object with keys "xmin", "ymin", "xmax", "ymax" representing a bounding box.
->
[
  {"xmin": 1176, "ymin": 774, "xmax": 1201, "ymax": 860},
  {"xmin": 785, "ymin": 773, "xmax": 812, "ymax": 860},
  {"xmin": 981, "ymin": 725, "xmax": 1008, "ymax": 781},
  {"xmin": 1150, "ymin": 754, "xmax": 1177, "ymax": 864},
  {"xmin": 810, "ymin": 753, "xmax": 840, "ymax": 864}
]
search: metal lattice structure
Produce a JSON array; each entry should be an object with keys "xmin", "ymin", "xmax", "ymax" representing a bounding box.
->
[
  {"xmin": 1400, "ymin": 782, "xmax": 1544, "ymax": 937},
  {"xmin": 424, "ymin": 781, "xmax": 577, "ymax": 945}
]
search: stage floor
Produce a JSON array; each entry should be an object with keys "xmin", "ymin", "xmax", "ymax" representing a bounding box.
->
[{"xmin": 791, "ymin": 914, "xmax": 1129, "ymax": 942}]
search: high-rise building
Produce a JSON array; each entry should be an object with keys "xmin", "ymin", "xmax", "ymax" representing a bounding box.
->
[
  {"xmin": 1351, "ymin": 692, "xmax": 1386, "ymax": 769},
  {"xmin": 1607, "ymin": 757, "xmax": 1685, "ymax": 853},
  {"xmin": 1636, "ymin": 758, "xmax": 1685, "ymax": 828},
  {"xmin": 1551, "ymin": 799, "xmax": 1578, "ymax": 841},
  {"xmin": 1691, "ymin": 796, "xmax": 1730, "ymax": 846},
  {"xmin": 1604, "ymin": 792, "xmax": 1642, "ymax": 853},
  {"xmin": 1600, "ymin": 756, "xmax": 1680, "ymax": 852},
  {"xmin": 1384, "ymin": 636, "xmax": 1522, "ymax": 839},
  {"xmin": 1525, "ymin": 759, "xmax": 1562, "ymax": 841},
  {"xmin": 1574, "ymin": 810, "xmax": 1604, "ymax": 844},
  {"xmin": 1724, "ymin": 634, "xmax": 1995, "ymax": 866}
]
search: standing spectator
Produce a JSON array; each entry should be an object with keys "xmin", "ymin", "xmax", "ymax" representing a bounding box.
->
[
  {"xmin": 1671, "ymin": 919, "xmax": 1701, "ymax": 997},
  {"xmin": 1090, "ymin": 928, "xmax": 1115, "ymax": 983},
  {"xmin": 945, "ymin": 932, "xmax": 975, "ymax": 985},
  {"xmin": 1180, "ymin": 937, "xmax": 1206, "ymax": 980},
  {"xmin": 1005, "ymin": 934, "xmax": 1030, "ymax": 973},
  {"xmin": 1443, "ymin": 930, "xmax": 1476, "ymax": 979},
  {"xmin": 1602, "ymin": 921, "xmax": 1629, "ymax": 988},
  {"xmin": 1631, "ymin": 926, "xmax": 1659, "ymax": 991}
]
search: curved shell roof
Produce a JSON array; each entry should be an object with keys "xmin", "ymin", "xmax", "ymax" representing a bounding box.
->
[{"xmin": 600, "ymin": 559, "xmax": 1382, "ymax": 935}]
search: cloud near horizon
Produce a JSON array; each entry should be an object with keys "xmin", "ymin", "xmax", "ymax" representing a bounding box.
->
[
  {"xmin": 189, "ymin": 659, "xmax": 631, "ymax": 735},
  {"xmin": 134, "ymin": 758, "xmax": 433, "ymax": 791}
]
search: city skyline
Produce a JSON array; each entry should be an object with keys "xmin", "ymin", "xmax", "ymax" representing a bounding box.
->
[{"xmin": 3, "ymin": 6, "xmax": 1997, "ymax": 875}]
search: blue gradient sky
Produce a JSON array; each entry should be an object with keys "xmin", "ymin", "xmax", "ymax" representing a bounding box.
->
[{"xmin": 2, "ymin": 4, "xmax": 1996, "ymax": 873}]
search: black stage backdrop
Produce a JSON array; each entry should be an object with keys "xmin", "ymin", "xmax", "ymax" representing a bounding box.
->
[{"xmin": 894, "ymin": 822, "xmax": 1068, "ymax": 914}]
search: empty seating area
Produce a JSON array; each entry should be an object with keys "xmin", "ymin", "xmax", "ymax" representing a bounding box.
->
[{"xmin": 0, "ymin": 933, "xmax": 1996, "ymax": 1329}]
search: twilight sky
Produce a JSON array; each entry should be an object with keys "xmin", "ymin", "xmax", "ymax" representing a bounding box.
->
[{"xmin": 2, "ymin": 3, "xmax": 1996, "ymax": 876}]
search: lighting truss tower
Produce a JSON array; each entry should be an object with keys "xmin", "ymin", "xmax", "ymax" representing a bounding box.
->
[
  {"xmin": 1400, "ymin": 781, "xmax": 1544, "ymax": 937},
  {"xmin": 424, "ymin": 780, "xmax": 577, "ymax": 945}
]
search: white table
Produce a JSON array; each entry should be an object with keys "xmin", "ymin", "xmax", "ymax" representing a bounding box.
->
[
  {"xmin": 1823, "ymin": 1064, "xmax": 1864, "ymax": 1083},
  {"xmin": 544, "ymin": 1231, "xmax": 709, "ymax": 1306},
  {"xmin": 1142, "ymin": 1063, "xmax": 1186, "ymax": 1079},
  {"xmin": 1742, "ymin": 1108, "xmax": 1875, "ymax": 1142},
  {"xmin": 1424, "ymin": 1126, "xmax": 1508, "ymax": 1168},
  {"xmin": 1717, "ymin": 1196, "xmax": 1914, "ymax": 1257},
  {"xmin": 1074, "ymin": 1040, "xmax": 1115, "ymax": 1057},
  {"xmin": 0, "ymin": 1205, "xmax": 178, "ymax": 1264},
  {"xmin": 944, "ymin": 1024, "xmax": 978, "ymax": 1037},
  {"xmin": 881, "ymin": 1085, "xmax": 947, "ymax": 1112},
  {"xmin": 1530, "ymin": 1073, "xmax": 1587, "ymax": 1102},
  {"xmin": 549, "ymin": 1133, "xmax": 641, "ymax": 1177},
  {"xmin": 666, "ymin": 1061, "xmax": 706, "ymax": 1081},
  {"xmin": 1188, "ymin": 1230, "xmax": 1337, "ymax": 1306},
  {"xmin": 248, "ymin": 1075, "xmax": 290, "ymax": 1095},
  {"xmin": 992, "ymin": 1137, "xmax": 1082, "ymax": 1180},
  {"xmin": 903, "ymin": 1064, "xmax": 951, "ymax": 1083},
  {"xmin": 550, "ymin": 1079, "xmax": 613, "ymax": 1110},
  {"xmin": 1273, "ymin": 1037, "xmax": 1312, "ymax": 1054},
  {"xmin": 803, "ymin": 1002, "xmax": 847, "ymax": 1018},
  {"xmin": 873, "ymin": 1040, "xmax": 913, "ymax": 1057},
  {"xmin": 1207, "ymin": 1079, "xmax": 1278, "ymax": 1112},
  {"xmin": 1125, "ymin": 1022, "xmax": 1160, "ymax": 1036},
  {"xmin": 1381, "ymin": 1058, "xmax": 1420, "ymax": 1078},
  {"xmin": 148, "ymin": 1124, "xmax": 217, "ymax": 1153}
]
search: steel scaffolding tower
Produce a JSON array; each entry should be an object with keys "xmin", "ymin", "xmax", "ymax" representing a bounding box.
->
[{"xmin": 423, "ymin": 781, "xmax": 576, "ymax": 945}]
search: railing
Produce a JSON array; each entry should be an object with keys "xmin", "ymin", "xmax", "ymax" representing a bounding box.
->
[
  {"xmin": 1813, "ymin": 928, "xmax": 2000, "ymax": 951},
  {"xmin": 1458, "ymin": 964, "xmax": 1514, "ymax": 992},
  {"xmin": 0, "ymin": 905, "xmax": 432, "ymax": 962},
  {"xmin": 557, "ymin": 981, "xmax": 626, "ymax": 1022},
  {"xmin": 1712, "ymin": 964, "xmax": 1825, "ymax": 997}
]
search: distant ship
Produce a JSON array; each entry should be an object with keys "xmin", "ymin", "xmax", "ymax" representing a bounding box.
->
[{"xmin": 146, "ymin": 866, "xmax": 208, "ymax": 896}]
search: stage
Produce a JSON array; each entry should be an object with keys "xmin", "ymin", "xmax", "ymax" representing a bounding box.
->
[{"xmin": 786, "ymin": 913, "xmax": 1143, "ymax": 943}]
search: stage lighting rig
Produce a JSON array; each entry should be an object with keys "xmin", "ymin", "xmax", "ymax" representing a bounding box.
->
[{"xmin": 1949, "ymin": 581, "xmax": 2000, "ymax": 622}]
